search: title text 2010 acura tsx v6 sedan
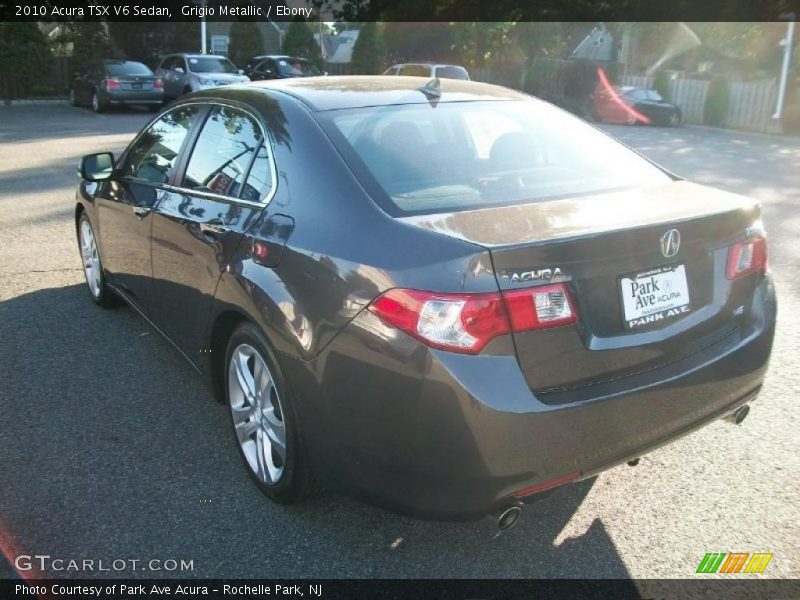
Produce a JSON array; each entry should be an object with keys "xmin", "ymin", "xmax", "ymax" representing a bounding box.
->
[{"xmin": 75, "ymin": 76, "xmax": 775, "ymax": 528}]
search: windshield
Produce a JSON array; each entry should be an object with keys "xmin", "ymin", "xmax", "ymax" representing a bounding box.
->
[
  {"xmin": 275, "ymin": 58, "xmax": 321, "ymax": 77},
  {"xmin": 106, "ymin": 62, "xmax": 152, "ymax": 77},
  {"xmin": 435, "ymin": 66, "xmax": 469, "ymax": 80},
  {"xmin": 188, "ymin": 57, "xmax": 238, "ymax": 74},
  {"xmin": 322, "ymin": 100, "xmax": 671, "ymax": 216}
]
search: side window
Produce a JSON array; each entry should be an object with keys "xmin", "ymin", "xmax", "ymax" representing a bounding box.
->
[
  {"xmin": 123, "ymin": 105, "xmax": 200, "ymax": 184},
  {"xmin": 182, "ymin": 105, "xmax": 270, "ymax": 200},
  {"xmin": 399, "ymin": 65, "xmax": 430, "ymax": 77}
]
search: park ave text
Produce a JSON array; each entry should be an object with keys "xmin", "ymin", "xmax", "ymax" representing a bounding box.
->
[
  {"xmin": 17, "ymin": 583, "xmax": 323, "ymax": 597},
  {"xmin": 15, "ymin": 3, "xmax": 313, "ymax": 19}
]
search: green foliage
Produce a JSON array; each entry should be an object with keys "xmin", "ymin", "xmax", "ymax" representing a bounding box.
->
[
  {"xmin": 108, "ymin": 23, "xmax": 200, "ymax": 67},
  {"xmin": 350, "ymin": 22, "xmax": 385, "ymax": 74},
  {"xmin": 704, "ymin": 77, "xmax": 730, "ymax": 127},
  {"xmin": 653, "ymin": 70, "xmax": 670, "ymax": 100},
  {"xmin": 0, "ymin": 23, "xmax": 52, "ymax": 98},
  {"xmin": 69, "ymin": 22, "xmax": 111, "ymax": 76},
  {"xmin": 282, "ymin": 18, "xmax": 321, "ymax": 66},
  {"xmin": 228, "ymin": 22, "xmax": 264, "ymax": 67}
]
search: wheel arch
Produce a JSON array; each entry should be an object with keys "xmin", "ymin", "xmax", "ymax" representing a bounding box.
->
[{"xmin": 207, "ymin": 309, "xmax": 251, "ymax": 403}]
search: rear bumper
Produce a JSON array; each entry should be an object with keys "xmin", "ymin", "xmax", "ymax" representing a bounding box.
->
[
  {"xmin": 281, "ymin": 276, "xmax": 776, "ymax": 520},
  {"xmin": 104, "ymin": 90, "xmax": 163, "ymax": 105}
]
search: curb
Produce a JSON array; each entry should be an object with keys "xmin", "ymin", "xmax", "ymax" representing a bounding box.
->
[{"xmin": 1, "ymin": 99, "xmax": 68, "ymax": 106}]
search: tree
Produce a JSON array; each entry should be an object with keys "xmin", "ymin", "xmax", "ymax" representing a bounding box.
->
[
  {"xmin": 350, "ymin": 22, "xmax": 385, "ymax": 74},
  {"xmin": 282, "ymin": 18, "xmax": 321, "ymax": 66},
  {"xmin": 228, "ymin": 22, "xmax": 264, "ymax": 68},
  {"xmin": 0, "ymin": 23, "xmax": 52, "ymax": 101},
  {"xmin": 69, "ymin": 22, "xmax": 111, "ymax": 76},
  {"xmin": 108, "ymin": 23, "xmax": 199, "ymax": 68}
]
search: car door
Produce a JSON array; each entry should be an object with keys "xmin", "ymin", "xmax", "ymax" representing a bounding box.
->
[
  {"xmin": 149, "ymin": 102, "xmax": 275, "ymax": 357},
  {"xmin": 251, "ymin": 58, "xmax": 276, "ymax": 80},
  {"xmin": 95, "ymin": 104, "xmax": 202, "ymax": 309},
  {"xmin": 160, "ymin": 57, "xmax": 183, "ymax": 99}
]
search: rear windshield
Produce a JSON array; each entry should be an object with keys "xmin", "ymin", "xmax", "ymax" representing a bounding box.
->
[
  {"xmin": 435, "ymin": 66, "xmax": 469, "ymax": 80},
  {"xmin": 106, "ymin": 62, "xmax": 152, "ymax": 77},
  {"xmin": 276, "ymin": 58, "xmax": 321, "ymax": 77},
  {"xmin": 188, "ymin": 57, "xmax": 238, "ymax": 74},
  {"xmin": 321, "ymin": 99, "xmax": 671, "ymax": 216}
]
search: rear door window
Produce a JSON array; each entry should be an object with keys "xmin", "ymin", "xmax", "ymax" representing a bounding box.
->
[
  {"xmin": 182, "ymin": 105, "xmax": 267, "ymax": 200},
  {"xmin": 398, "ymin": 65, "xmax": 431, "ymax": 77},
  {"xmin": 123, "ymin": 105, "xmax": 200, "ymax": 184}
]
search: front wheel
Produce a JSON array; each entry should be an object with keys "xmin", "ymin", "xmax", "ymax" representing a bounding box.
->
[
  {"xmin": 77, "ymin": 213, "xmax": 117, "ymax": 307},
  {"xmin": 668, "ymin": 112, "xmax": 682, "ymax": 127},
  {"xmin": 225, "ymin": 323, "xmax": 313, "ymax": 504}
]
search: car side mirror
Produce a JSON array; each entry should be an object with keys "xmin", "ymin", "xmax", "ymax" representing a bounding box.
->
[
  {"xmin": 175, "ymin": 67, "xmax": 185, "ymax": 74},
  {"xmin": 79, "ymin": 152, "xmax": 115, "ymax": 181}
]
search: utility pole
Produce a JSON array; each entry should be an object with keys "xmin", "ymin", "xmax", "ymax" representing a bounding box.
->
[
  {"xmin": 200, "ymin": 0, "xmax": 207, "ymax": 54},
  {"xmin": 773, "ymin": 19, "xmax": 795, "ymax": 120}
]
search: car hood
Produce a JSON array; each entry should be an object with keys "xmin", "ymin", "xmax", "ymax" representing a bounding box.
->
[{"xmin": 397, "ymin": 180, "xmax": 756, "ymax": 247}]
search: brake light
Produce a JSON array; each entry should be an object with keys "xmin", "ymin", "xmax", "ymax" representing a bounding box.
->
[
  {"xmin": 105, "ymin": 79, "xmax": 120, "ymax": 90},
  {"xmin": 726, "ymin": 236, "xmax": 767, "ymax": 280},
  {"xmin": 153, "ymin": 78, "xmax": 164, "ymax": 89},
  {"xmin": 368, "ymin": 283, "xmax": 577, "ymax": 354}
]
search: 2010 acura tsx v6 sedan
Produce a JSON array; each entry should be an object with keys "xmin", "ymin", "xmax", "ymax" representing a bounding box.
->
[{"xmin": 74, "ymin": 76, "xmax": 775, "ymax": 525}]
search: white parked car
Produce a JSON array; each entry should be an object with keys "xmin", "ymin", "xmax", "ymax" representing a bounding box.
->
[
  {"xmin": 383, "ymin": 63, "xmax": 470, "ymax": 80},
  {"xmin": 156, "ymin": 53, "xmax": 250, "ymax": 100}
]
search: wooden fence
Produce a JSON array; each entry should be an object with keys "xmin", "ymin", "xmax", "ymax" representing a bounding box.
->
[{"xmin": 621, "ymin": 74, "xmax": 781, "ymax": 134}]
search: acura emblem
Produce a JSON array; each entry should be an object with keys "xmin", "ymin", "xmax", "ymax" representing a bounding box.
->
[{"xmin": 660, "ymin": 229, "xmax": 681, "ymax": 258}]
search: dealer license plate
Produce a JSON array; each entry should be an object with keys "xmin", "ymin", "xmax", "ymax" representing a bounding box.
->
[{"xmin": 620, "ymin": 264, "xmax": 691, "ymax": 329}]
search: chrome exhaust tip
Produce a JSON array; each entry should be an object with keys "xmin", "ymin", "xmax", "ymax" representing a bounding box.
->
[
  {"xmin": 725, "ymin": 404, "xmax": 750, "ymax": 425},
  {"xmin": 496, "ymin": 505, "xmax": 522, "ymax": 531}
]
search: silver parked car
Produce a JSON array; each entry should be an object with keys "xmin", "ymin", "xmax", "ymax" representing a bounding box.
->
[
  {"xmin": 383, "ymin": 62, "xmax": 470, "ymax": 80},
  {"xmin": 155, "ymin": 53, "xmax": 249, "ymax": 100}
]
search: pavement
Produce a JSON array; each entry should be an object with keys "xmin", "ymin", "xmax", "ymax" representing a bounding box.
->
[{"xmin": 0, "ymin": 105, "xmax": 798, "ymax": 579}]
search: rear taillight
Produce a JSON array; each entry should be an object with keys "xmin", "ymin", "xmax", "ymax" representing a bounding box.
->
[
  {"xmin": 105, "ymin": 78, "xmax": 120, "ymax": 90},
  {"xmin": 153, "ymin": 78, "xmax": 164, "ymax": 89},
  {"xmin": 726, "ymin": 236, "xmax": 767, "ymax": 280},
  {"xmin": 368, "ymin": 283, "xmax": 577, "ymax": 354}
]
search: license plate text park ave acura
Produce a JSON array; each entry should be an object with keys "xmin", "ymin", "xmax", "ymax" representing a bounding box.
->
[{"xmin": 74, "ymin": 76, "xmax": 775, "ymax": 529}]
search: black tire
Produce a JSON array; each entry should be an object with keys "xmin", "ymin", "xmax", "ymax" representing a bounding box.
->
[
  {"xmin": 224, "ymin": 322, "xmax": 314, "ymax": 504},
  {"xmin": 69, "ymin": 87, "xmax": 79, "ymax": 107},
  {"xmin": 91, "ymin": 90, "xmax": 105, "ymax": 113},
  {"xmin": 76, "ymin": 212, "xmax": 119, "ymax": 308}
]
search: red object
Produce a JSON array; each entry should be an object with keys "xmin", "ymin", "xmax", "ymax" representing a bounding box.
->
[
  {"xmin": 105, "ymin": 79, "xmax": 121, "ymax": 90},
  {"xmin": 368, "ymin": 284, "xmax": 578, "ymax": 354},
  {"xmin": 593, "ymin": 68, "xmax": 651, "ymax": 125},
  {"xmin": 726, "ymin": 236, "xmax": 767, "ymax": 280},
  {"xmin": 513, "ymin": 471, "xmax": 580, "ymax": 498},
  {"xmin": 252, "ymin": 241, "xmax": 270, "ymax": 260},
  {"xmin": 153, "ymin": 78, "xmax": 164, "ymax": 89}
]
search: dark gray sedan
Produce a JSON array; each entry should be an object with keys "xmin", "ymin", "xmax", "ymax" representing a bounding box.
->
[
  {"xmin": 73, "ymin": 77, "xmax": 775, "ymax": 529},
  {"xmin": 69, "ymin": 60, "xmax": 164, "ymax": 113}
]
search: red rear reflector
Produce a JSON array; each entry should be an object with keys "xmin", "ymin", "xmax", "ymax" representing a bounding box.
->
[
  {"xmin": 726, "ymin": 236, "xmax": 767, "ymax": 280},
  {"xmin": 513, "ymin": 471, "xmax": 580, "ymax": 498},
  {"xmin": 153, "ymin": 78, "xmax": 164, "ymax": 89},
  {"xmin": 105, "ymin": 79, "xmax": 121, "ymax": 90},
  {"xmin": 368, "ymin": 283, "xmax": 578, "ymax": 354}
]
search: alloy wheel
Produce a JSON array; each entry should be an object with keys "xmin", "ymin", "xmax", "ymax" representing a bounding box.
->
[
  {"xmin": 79, "ymin": 219, "xmax": 102, "ymax": 298},
  {"xmin": 228, "ymin": 344, "xmax": 287, "ymax": 484}
]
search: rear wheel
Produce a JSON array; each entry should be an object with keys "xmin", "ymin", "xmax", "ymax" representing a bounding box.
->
[
  {"xmin": 69, "ymin": 87, "xmax": 79, "ymax": 107},
  {"xmin": 77, "ymin": 213, "xmax": 117, "ymax": 307},
  {"xmin": 668, "ymin": 112, "xmax": 681, "ymax": 127},
  {"xmin": 225, "ymin": 323, "xmax": 313, "ymax": 503},
  {"xmin": 91, "ymin": 90, "xmax": 105, "ymax": 113}
]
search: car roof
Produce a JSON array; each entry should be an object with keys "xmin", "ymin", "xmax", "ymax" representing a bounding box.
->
[
  {"xmin": 252, "ymin": 55, "xmax": 309, "ymax": 61},
  {"xmin": 243, "ymin": 75, "xmax": 525, "ymax": 112},
  {"xmin": 169, "ymin": 53, "xmax": 228, "ymax": 59}
]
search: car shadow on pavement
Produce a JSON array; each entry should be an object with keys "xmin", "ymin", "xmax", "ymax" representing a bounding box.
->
[{"xmin": 0, "ymin": 283, "xmax": 633, "ymax": 580}]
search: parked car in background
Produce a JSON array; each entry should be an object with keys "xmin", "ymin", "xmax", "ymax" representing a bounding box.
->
[
  {"xmin": 156, "ymin": 53, "xmax": 249, "ymax": 100},
  {"xmin": 595, "ymin": 85, "xmax": 682, "ymax": 126},
  {"xmin": 69, "ymin": 60, "xmax": 164, "ymax": 113},
  {"xmin": 242, "ymin": 55, "xmax": 324, "ymax": 81},
  {"xmin": 384, "ymin": 63, "xmax": 470, "ymax": 80},
  {"xmin": 74, "ymin": 76, "xmax": 773, "ymax": 527}
]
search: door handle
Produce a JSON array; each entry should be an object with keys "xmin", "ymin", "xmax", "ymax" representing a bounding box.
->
[
  {"xmin": 199, "ymin": 219, "xmax": 230, "ymax": 237},
  {"xmin": 132, "ymin": 206, "xmax": 151, "ymax": 219}
]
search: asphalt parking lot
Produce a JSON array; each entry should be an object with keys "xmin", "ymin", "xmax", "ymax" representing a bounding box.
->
[{"xmin": 0, "ymin": 103, "xmax": 798, "ymax": 579}]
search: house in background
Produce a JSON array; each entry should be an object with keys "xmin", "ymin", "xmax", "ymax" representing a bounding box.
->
[{"xmin": 205, "ymin": 21, "xmax": 285, "ymax": 57}]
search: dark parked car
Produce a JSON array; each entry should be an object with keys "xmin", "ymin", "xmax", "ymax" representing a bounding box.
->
[
  {"xmin": 595, "ymin": 85, "xmax": 682, "ymax": 126},
  {"xmin": 69, "ymin": 60, "xmax": 164, "ymax": 113},
  {"xmin": 155, "ymin": 53, "xmax": 249, "ymax": 100},
  {"xmin": 75, "ymin": 77, "xmax": 775, "ymax": 527},
  {"xmin": 242, "ymin": 55, "xmax": 323, "ymax": 81}
]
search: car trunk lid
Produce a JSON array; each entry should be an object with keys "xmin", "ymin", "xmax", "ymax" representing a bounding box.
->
[{"xmin": 399, "ymin": 180, "xmax": 762, "ymax": 395}]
